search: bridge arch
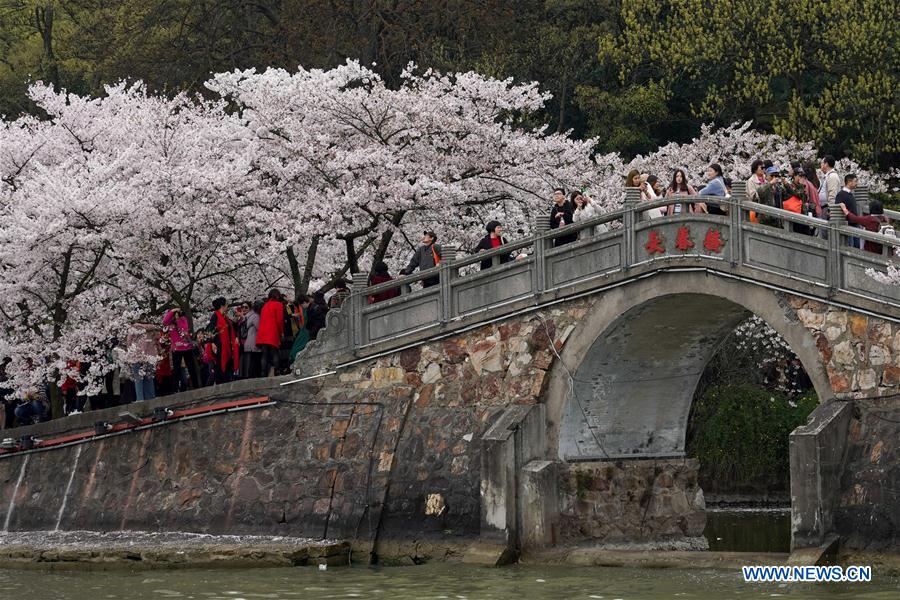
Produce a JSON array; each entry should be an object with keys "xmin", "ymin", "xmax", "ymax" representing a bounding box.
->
[{"xmin": 544, "ymin": 270, "xmax": 832, "ymax": 461}]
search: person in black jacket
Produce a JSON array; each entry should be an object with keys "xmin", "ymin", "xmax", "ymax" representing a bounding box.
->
[
  {"xmin": 835, "ymin": 173, "xmax": 860, "ymax": 248},
  {"xmin": 550, "ymin": 187, "xmax": 577, "ymax": 246},
  {"xmin": 400, "ymin": 230, "xmax": 442, "ymax": 287},
  {"xmin": 476, "ymin": 221, "xmax": 521, "ymax": 270}
]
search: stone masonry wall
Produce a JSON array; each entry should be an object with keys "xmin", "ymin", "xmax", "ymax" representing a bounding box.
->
[
  {"xmin": 788, "ymin": 295, "xmax": 900, "ymax": 397},
  {"xmin": 0, "ymin": 305, "xmax": 589, "ymax": 558},
  {"xmin": 836, "ymin": 395, "xmax": 900, "ymax": 551},
  {"xmin": 557, "ymin": 459, "xmax": 706, "ymax": 545},
  {"xmin": 1, "ymin": 289, "xmax": 898, "ymax": 555}
]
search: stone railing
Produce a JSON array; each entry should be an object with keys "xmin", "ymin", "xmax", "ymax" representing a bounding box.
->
[{"xmin": 296, "ymin": 184, "xmax": 900, "ymax": 374}]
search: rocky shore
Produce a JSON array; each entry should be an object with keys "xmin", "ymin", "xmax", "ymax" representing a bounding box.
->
[{"xmin": 0, "ymin": 530, "xmax": 349, "ymax": 570}]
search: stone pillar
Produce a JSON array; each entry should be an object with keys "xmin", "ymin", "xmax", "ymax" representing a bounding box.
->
[
  {"xmin": 349, "ymin": 272, "xmax": 368, "ymax": 349},
  {"xmin": 532, "ymin": 215, "xmax": 551, "ymax": 294},
  {"xmin": 520, "ymin": 460, "xmax": 558, "ymax": 549},
  {"xmin": 473, "ymin": 404, "xmax": 546, "ymax": 563},
  {"xmin": 623, "ymin": 187, "xmax": 641, "ymax": 268},
  {"xmin": 439, "ymin": 244, "xmax": 457, "ymax": 323},
  {"xmin": 853, "ymin": 184, "xmax": 869, "ymax": 215},
  {"xmin": 790, "ymin": 401, "xmax": 852, "ymax": 550},
  {"xmin": 729, "ymin": 181, "xmax": 747, "ymax": 265},
  {"xmin": 828, "ymin": 203, "xmax": 847, "ymax": 227}
]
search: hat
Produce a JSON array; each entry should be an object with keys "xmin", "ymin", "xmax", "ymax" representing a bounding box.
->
[
  {"xmin": 765, "ymin": 166, "xmax": 781, "ymax": 175},
  {"xmin": 485, "ymin": 220, "xmax": 501, "ymax": 233},
  {"xmin": 423, "ymin": 230, "xmax": 437, "ymax": 241}
]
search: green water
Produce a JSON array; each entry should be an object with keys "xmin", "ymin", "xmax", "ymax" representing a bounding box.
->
[
  {"xmin": 1, "ymin": 563, "xmax": 897, "ymax": 599},
  {"xmin": 705, "ymin": 509, "xmax": 791, "ymax": 552}
]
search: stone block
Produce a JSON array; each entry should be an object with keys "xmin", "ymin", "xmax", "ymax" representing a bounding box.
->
[
  {"xmin": 868, "ymin": 321, "xmax": 891, "ymax": 345},
  {"xmin": 832, "ymin": 341, "xmax": 855, "ymax": 366},
  {"xmin": 468, "ymin": 336, "xmax": 503, "ymax": 374},
  {"xmin": 399, "ymin": 347, "xmax": 421, "ymax": 371},
  {"xmin": 370, "ymin": 367, "xmax": 405, "ymax": 386},
  {"xmin": 849, "ymin": 315, "xmax": 868, "ymax": 338},
  {"xmin": 797, "ymin": 308, "xmax": 825, "ymax": 329},
  {"xmin": 422, "ymin": 362, "xmax": 442, "ymax": 384},
  {"xmin": 826, "ymin": 369, "xmax": 850, "ymax": 394},
  {"xmin": 869, "ymin": 345, "xmax": 891, "ymax": 366},
  {"xmin": 882, "ymin": 366, "xmax": 900, "ymax": 386},
  {"xmin": 855, "ymin": 369, "xmax": 877, "ymax": 391}
]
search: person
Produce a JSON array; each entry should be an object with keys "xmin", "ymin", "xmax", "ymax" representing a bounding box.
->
[
  {"xmin": 841, "ymin": 200, "xmax": 892, "ymax": 254},
  {"xmin": 625, "ymin": 170, "xmax": 641, "ymax": 189},
  {"xmin": 0, "ymin": 358, "xmax": 14, "ymax": 429},
  {"xmin": 550, "ymin": 188, "xmax": 577, "ymax": 246},
  {"xmin": 257, "ymin": 289, "xmax": 285, "ymax": 378},
  {"xmin": 819, "ymin": 155, "xmax": 841, "ymax": 212},
  {"xmin": 803, "ymin": 160, "xmax": 821, "ymax": 192},
  {"xmin": 125, "ymin": 323, "xmax": 161, "ymax": 402},
  {"xmin": 155, "ymin": 339, "xmax": 176, "ymax": 397},
  {"xmin": 61, "ymin": 360, "xmax": 83, "ymax": 414},
  {"xmin": 796, "ymin": 164, "xmax": 822, "ymax": 218},
  {"xmin": 328, "ymin": 279, "xmax": 352, "ymax": 308},
  {"xmin": 205, "ymin": 297, "xmax": 239, "ymax": 384},
  {"xmin": 572, "ymin": 192, "xmax": 606, "ymax": 238},
  {"xmin": 240, "ymin": 301, "xmax": 261, "ymax": 379},
  {"xmin": 289, "ymin": 295, "xmax": 313, "ymax": 363},
  {"xmin": 197, "ymin": 331, "xmax": 216, "ymax": 386},
  {"xmin": 746, "ymin": 160, "xmax": 766, "ymax": 201},
  {"xmin": 752, "ymin": 167, "xmax": 788, "ymax": 228},
  {"xmin": 400, "ymin": 231, "xmax": 442, "ymax": 287},
  {"xmin": 163, "ymin": 307, "xmax": 199, "ymax": 391},
  {"xmin": 836, "ymin": 173, "xmax": 861, "ymax": 248},
  {"xmin": 698, "ymin": 163, "xmax": 727, "ymax": 214},
  {"xmin": 639, "ymin": 174, "xmax": 665, "ymax": 220},
  {"xmin": 665, "ymin": 169, "xmax": 702, "ymax": 215},
  {"xmin": 14, "ymin": 385, "xmax": 48, "ymax": 425},
  {"xmin": 307, "ymin": 292, "xmax": 329, "ymax": 340},
  {"xmin": 369, "ymin": 261, "xmax": 401, "ymax": 303},
  {"xmin": 476, "ymin": 221, "xmax": 524, "ymax": 270},
  {"xmin": 785, "ymin": 169, "xmax": 813, "ymax": 235}
]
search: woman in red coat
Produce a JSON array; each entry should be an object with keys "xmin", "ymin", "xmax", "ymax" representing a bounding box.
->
[
  {"xmin": 257, "ymin": 289, "xmax": 285, "ymax": 377},
  {"xmin": 206, "ymin": 297, "xmax": 239, "ymax": 384}
]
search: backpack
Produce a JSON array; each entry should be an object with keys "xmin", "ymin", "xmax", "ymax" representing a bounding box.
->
[{"xmin": 878, "ymin": 222, "xmax": 896, "ymax": 238}]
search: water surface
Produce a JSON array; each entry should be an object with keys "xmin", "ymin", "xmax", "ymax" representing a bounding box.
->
[{"xmin": 1, "ymin": 563, "xmax": 896, "ymax": 599}]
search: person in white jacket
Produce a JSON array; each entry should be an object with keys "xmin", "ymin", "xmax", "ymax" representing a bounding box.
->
[
  {"xmin": 639, "ymin": 174, "xmax": 665, "ymax": 220},
  {"xmin": 571, "ymin": 191, "xmax": 608, "ymax": 238}
]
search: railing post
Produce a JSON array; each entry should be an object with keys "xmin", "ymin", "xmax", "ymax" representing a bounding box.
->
[
  {"xmin": 533, "ymin": 215, "xmax": 550, "ymax": 294},
  {"xmin": 827, "ymin": 204, "xmax": 846, "ymax": 290},
  {"xmin": 854, "ymin": 184, "xmax": 870, "ymax": 215},
  {"xmin": 439, "ymin": 244, "xmax": 457, "ymax": 323},
  {"xmin": 350, "ymin": 271, "xmax": 368, "ymax": 350},
  {"xmin": 730, "ymin": 181, "xmax": 746, "ymax": 266},
  {"xmin": 624, "ymin": 188, "xmax": 640, "ymax": 269}
]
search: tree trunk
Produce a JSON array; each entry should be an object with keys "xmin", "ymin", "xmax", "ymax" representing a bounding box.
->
[{"xmin": 369, "ymin": 211, "xmax": 405, "ymax": 277}]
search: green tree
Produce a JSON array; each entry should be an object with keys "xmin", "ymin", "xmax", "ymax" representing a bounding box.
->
[{"xmin": 582, "ymin": 0, "xmax": 899, "ymax": 167}]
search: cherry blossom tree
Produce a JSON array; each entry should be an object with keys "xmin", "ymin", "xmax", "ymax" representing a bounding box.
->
[
  {"xmin": 206, "ymin": 61, "xmax": 620, "ymax": 295},
  {"xmin": 0, "ymin": 62, "xmax": 896, "ymax": 406}
]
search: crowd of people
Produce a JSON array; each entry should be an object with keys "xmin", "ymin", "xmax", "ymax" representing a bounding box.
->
[
  {"xmin": 377, "ymin": 156, "xmax": 897, "ymax": 298},
  {"xmin": 0, "ymin": 286, "xmax": 350, "ymax": 429},
  {"xmin": 1, "ymin": 156, "xmax": 895, "ymax": 430}
]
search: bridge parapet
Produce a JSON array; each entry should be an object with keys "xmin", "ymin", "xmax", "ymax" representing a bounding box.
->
[{"xmin": 297, "ymin": 185, "xmax": 900, "ymax": 375}]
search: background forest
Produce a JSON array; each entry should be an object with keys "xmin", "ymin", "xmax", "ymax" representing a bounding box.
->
[{"xmin": 1, "ymin": 0, "xmax": 898, "ymax": 170}]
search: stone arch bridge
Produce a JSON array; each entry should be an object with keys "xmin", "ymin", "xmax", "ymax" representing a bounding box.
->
[
  {"xmin": 295, "ymin": 183, "xmax": 900, "ymax": 557},
  {"xmin": 1, "ymin": 184, "xmax": 898, "ymax": 564}
]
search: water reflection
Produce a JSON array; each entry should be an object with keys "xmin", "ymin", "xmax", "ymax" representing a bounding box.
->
[
  {"xmin": 1, "ymin": 563, "xmax": 897, "ymax": 599},
  {"xmin": 705, "ymin": 508, "xmax": 791, "ymax": 553}
]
